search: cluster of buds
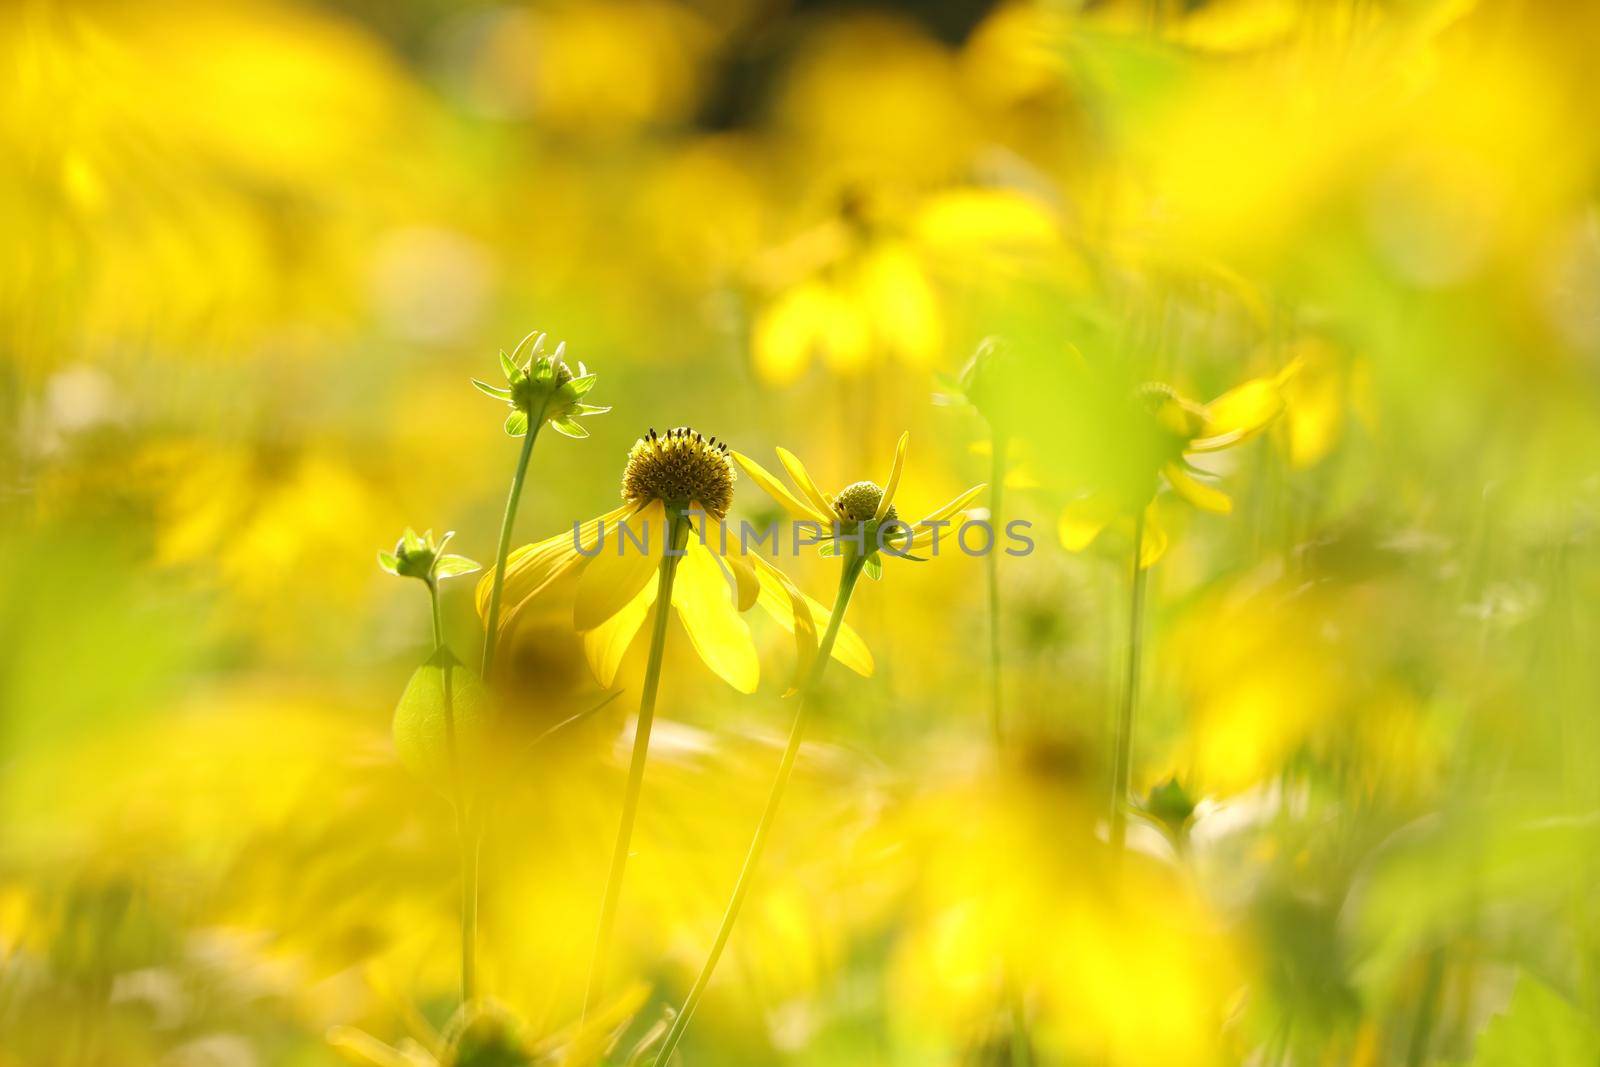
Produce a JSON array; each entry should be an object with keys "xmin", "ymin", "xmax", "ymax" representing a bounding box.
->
[{"xmin": 472, "ymin": 330, "xmax": 610, "ymax": 439}]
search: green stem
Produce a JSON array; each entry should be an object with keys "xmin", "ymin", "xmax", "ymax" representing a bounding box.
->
[
  {"xmin": 428, "ymin": 578, "xmax": 476, "ymax": 1004},
  {"xmin": 481, "ymin": 412, "xmax": 543, "ymax": 680},
  {"xmin": 581, "ymin": 508, "xmax": 691, "ymax": 1022},
  {"xmin": 986, "ymin": 428, "xmax": 1007, "ymax": 746},
  {"xmin": 652, "ymin": 552, "xmax": 868, "ymax": 1067},
  {"xmin": 1109, "ymin": 507, "xmax": 1148, "ymax": 856}
]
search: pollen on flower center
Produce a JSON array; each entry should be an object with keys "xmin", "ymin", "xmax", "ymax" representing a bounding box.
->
[
  {"xmin": 832, "ymin": 480, "xmax": 897, "ymax": 525},
  {"xmin": 621, "ymin": 427, "xmax": 736, "ymax": 518}
]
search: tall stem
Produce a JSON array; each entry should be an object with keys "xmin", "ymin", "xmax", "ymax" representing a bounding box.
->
[
  {"xmin": 428, "ymin": 579, "xmax": 477, "ymax": 1003},
  {"xmin": 653, "ymin": 553, "xmax": 867, "ymax": 1066},
  {"xmin": 581, "ymin": 509, "xmax": 690, "ymax": 1022},
  {"xmin": 481, "ymin": 413, "xmax": 543, "ymax": 680},
  {"xmin": 1109, "ymin": 508, "xmax": 1148, "ymax": 855},
  {"xmin": 985, "ymin": 428, "xmax": 1007, "ymax": 746}
]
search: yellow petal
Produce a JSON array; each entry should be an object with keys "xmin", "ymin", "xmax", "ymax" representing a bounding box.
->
[
  {"xmin": 583, "ymin": 579, "xmax": 657, "ymax": 687},
  {"xmin": 917, "ymin": 483, "xmax": 988, "ymax": 526},
  {"xmin": 732, "ymin": 450, "xmax": 830, "ymax": 525},
  {"xmin": 701, "ymin": 519, "xmax": 760, "ymax": 611},
  {"xmin": 1138, "ymin": 504, "xmax": 1169, "ymax": 569},
  {"xmin": 479, "ymin": 502, "xmax": 635, "ymax": 632},
  {"xmin": 875, "ymin": 432, "xmax": 909, "ymax": 521},
  {"xmin": 752, "ymin": 556, "xmax": 873, "ymax": 679},
  {"xmin": 672, "ymin": 536, "xmax": 758, "ymax": 693},
  {"xmin": 1164, "ymin": 463, "xmax": 1233, "ymax": 515},
  {"xmin": 1059, "ymin": 491, "xmax": 1118, "ymax": 552},
  {"xmin": 857, "ymin": 245, "xmax": 940, "ymax": 366},
  {"xmin": 574, "ymin": 500, "xmax": 666, "ymax": 631},
  {"xmin": 1197, "ymin": 375, "xmax": 1285, "ymax": 446},
  {"xmin": 753, "ymin": 284, "xmax": 823, "ymax": 386},
  {"xmin": 776, "ymin": 447, "xmax": 837, "ymax": 519}
]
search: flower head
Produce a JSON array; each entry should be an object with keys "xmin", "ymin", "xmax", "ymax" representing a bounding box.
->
[
  {"xmin": 472, "ymin": 330, "xmax": 610, "ymax": 439},
  {"xmin": 733, "ymin": 433, "xmax": 986, "ymax": 578},
  {"xmin": 378, "ymin": 528, "xmax": 481, "ymax": 585},
  {"xmin": 622, "ymin": 427, "xmax": 736, "ymax": 519},
  {"xmin": 478, "ymin": 427, "xmax": 872, "ymax": 693}
]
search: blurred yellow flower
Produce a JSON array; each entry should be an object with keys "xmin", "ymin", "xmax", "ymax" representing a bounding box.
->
[
  {"xmin": 1059, "ymin": 367, "xmax": 1291, "ymax": 568},
  {"xmin": 749, "ymin": 186, "xmax": 1058, "ymax": 385}
]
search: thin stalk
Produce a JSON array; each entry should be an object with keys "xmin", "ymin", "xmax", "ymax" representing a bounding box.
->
[
  {"xmin": 581, "ymin": 509, "xmax": 690, "ymax": 1022},
  {"xmin": 1108, "ymin": 507, "xmax": 1148, "ymax": 855},
  {"xmin": 653, "ymin": 553, "xmax": 868, "ymax": 1067},
  {"xmin": 428, "ymin": 578, "xmax": 477, "ymax": 1004},
  {"xmin": 985, "ymin": 428, "xmax": 1007, "ymax": 746},
  {"xmin": 481, "ymin": 409, "xmax": 544, "ymax": 680}
]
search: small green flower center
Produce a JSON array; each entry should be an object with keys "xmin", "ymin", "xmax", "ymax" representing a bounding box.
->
[
  {"xmin": 622, "ymin": 427, "xmax": 736, "ymax": 519},
  {"xmin": 832, "ymin": 480, "xmax": 896, "ymax": 525}
]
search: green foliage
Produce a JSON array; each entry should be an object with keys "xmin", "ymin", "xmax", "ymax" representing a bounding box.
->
[{"xmin": 1469, "ymin": 974, "xmax": 1600, "ymax": 1067}]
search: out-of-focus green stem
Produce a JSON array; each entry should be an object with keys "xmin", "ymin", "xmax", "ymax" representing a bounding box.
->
[
  {"xmin": 1109, "ymin": 508, "xmax": 1148, "ymax": 856},
  {"xmin": 652, "ymin": 551, "xmax": 867, "ymax": 1067},
  {"xmin": 481, "ymin": 409, "xmax": 544, "ymax": 680},
  {"xmin": 581, "ymin": 509, "xmax": 690, "ymax": 1022},
  {"xmin": 986, "ymin": 428, "xmax": 1007, "ymax": 746},
  {"xmin": 428, "ymin": 577, "xmax": 476, "ymax": 1004}
]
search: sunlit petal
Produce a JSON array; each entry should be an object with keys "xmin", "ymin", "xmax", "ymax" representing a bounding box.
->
[
  {"xmin": 672, "ymin": 536, "xmax": 758, "ymax": 693},
  {"xmin": 732, "ymin": 450, "xmax": 831, "ymax": 525},
  {"xmin": 574, "ymin": 500, "xmax": 666, "ymax": 631},
  {"xmin": 875, "ymin": 432, "xmax": 909, "ymax": 521},
  {"xmin": 1164, "ymin": 463, "xmax": 1233, "ymax": 514},
  {"xmin": 776, "ymin": 447, "xmax": 837, "ymax": 518}
]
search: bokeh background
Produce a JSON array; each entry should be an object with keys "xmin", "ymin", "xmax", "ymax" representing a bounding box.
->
[{"xmin": 4, "ymin": 0, "xmax": 1600, "ymax": 1063}]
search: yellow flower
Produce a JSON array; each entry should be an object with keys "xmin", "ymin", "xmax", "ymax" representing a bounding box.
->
[
  {"xmin": 1058, "ymin": 368, "xmax": 1292, "ymax": 568},
  {"xmin": 750, "ymin": 186, "xmax": 1057, "ymax": 385},
  {"xmin": 732, "ymin": 432, "xmax": 987, "ymax": 578},
  {"xmin": 477, "ymin": 427, "xmax": 870, "ymax": 693}
]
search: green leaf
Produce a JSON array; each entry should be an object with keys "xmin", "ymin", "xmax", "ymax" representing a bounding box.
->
[
  {"xmin": 498, "ymin": 349, "xmax": 521, "ymax": 383},
  {"xmin": 818, "ymin": 541, "xmax": 839, "ymax": 557},
  {"xmin": 504, "ymin": 410, "xmax": 528, "ymax": 437},
  {"xmin": 551, "ymin": 417, "xmax": 588, "ymax": 439},
  {"xmin": 401, "ymin": 527, "xmax": 425, "ymax": 552},
  {"xmin": 393, "ymin": 647, "xmax": 493, "ymax": 800},
  {"xmin": 863, "ymin": 553, "xmax": 883, "ymax": 580},
  {"xmin": 471, "ymin": 378, "xmax": 512, "ymax": 401},
  {"xmin": 433, "ymin": 554, "xmax": 481, "ymax": 579},
  {"xmin": 565, "ymin": 373, "xmax": 597, "ymax": 398},
  {"xmin": 1470, "ymin": 973, "xmax": 1600, "ymax": 1067},
  {"xmin": 573, "ymin": 403, "xmax": 611, "ymax": 416},
  {"xmin": 376, "ymin": 550, "xmax": 400, "ymax": 575}
]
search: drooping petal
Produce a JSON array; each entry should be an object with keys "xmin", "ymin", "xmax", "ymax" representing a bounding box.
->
[
  {"xmin": 574, "ymin": 500, "xmax": 666, "ymax": 631},
  {"xmin": 752, "ymin": 556, "xmax": 873, "ymax": 680},
  {"xmin": 672, "ymin": 536, "xmax": 759, "ymax": 693},
  {"xmin": 1059, "ymin": 491, "xmax": 1119, "ymax": 552},
  {"xmin": 582, "ymin": 579, "xmax": 658, "ymax": 687},
  {"xmin": 477, "ymin": 503, "xmax": 635, "ymax": 620},
  {"xmin": 701, "ymin": 516, "xmax": 760, "ymax": 611},
  {"xmin": 775, "ymin": 447, "xmax": 837, "ymax": 519},
  {"xmin": 1163, "ymin": 463, "xmax": 1233, "ymax": 514},
  {"xmin": 732, "ymin": 450, "xmax": 831, "ymax": 525},
  {"xmin": 1195, "ymin": 374, "xmax": 1285, "ymax": 448},
  {"xmin": 916, "ymin": 483, "xmax": 988, "ymax": 526},
  {"xmin": 875, "ymin": 432, "xmax": 909, "ymax": 521}
]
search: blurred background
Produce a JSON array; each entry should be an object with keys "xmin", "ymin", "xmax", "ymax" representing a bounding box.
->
[{"xmin": 3, "ymin": 0, "xmax": 1600, "ymax": 1063}]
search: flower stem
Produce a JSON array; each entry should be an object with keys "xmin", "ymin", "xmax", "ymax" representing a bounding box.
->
[
  {"xmin": 428, "ymin": 578, "xmax": 477, "ymax": 1004},
  {"xmin": 581, "ymin": 508, "xmax": 690, "ymax": 1022},
  {"xmin": 1109, "ymin": 507, "xmax": 1148, "ymax": 856},
  {"xmin": 986, "ymin": 428, "xmax": 1007, "ymax": 746},
  {"xmin": 481, "ymin": 412, "xmax": 543, "ymax": 680},
  {"xmin": 652, "ymin": 551, "xmax": 868, "ymax": 1066}
]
